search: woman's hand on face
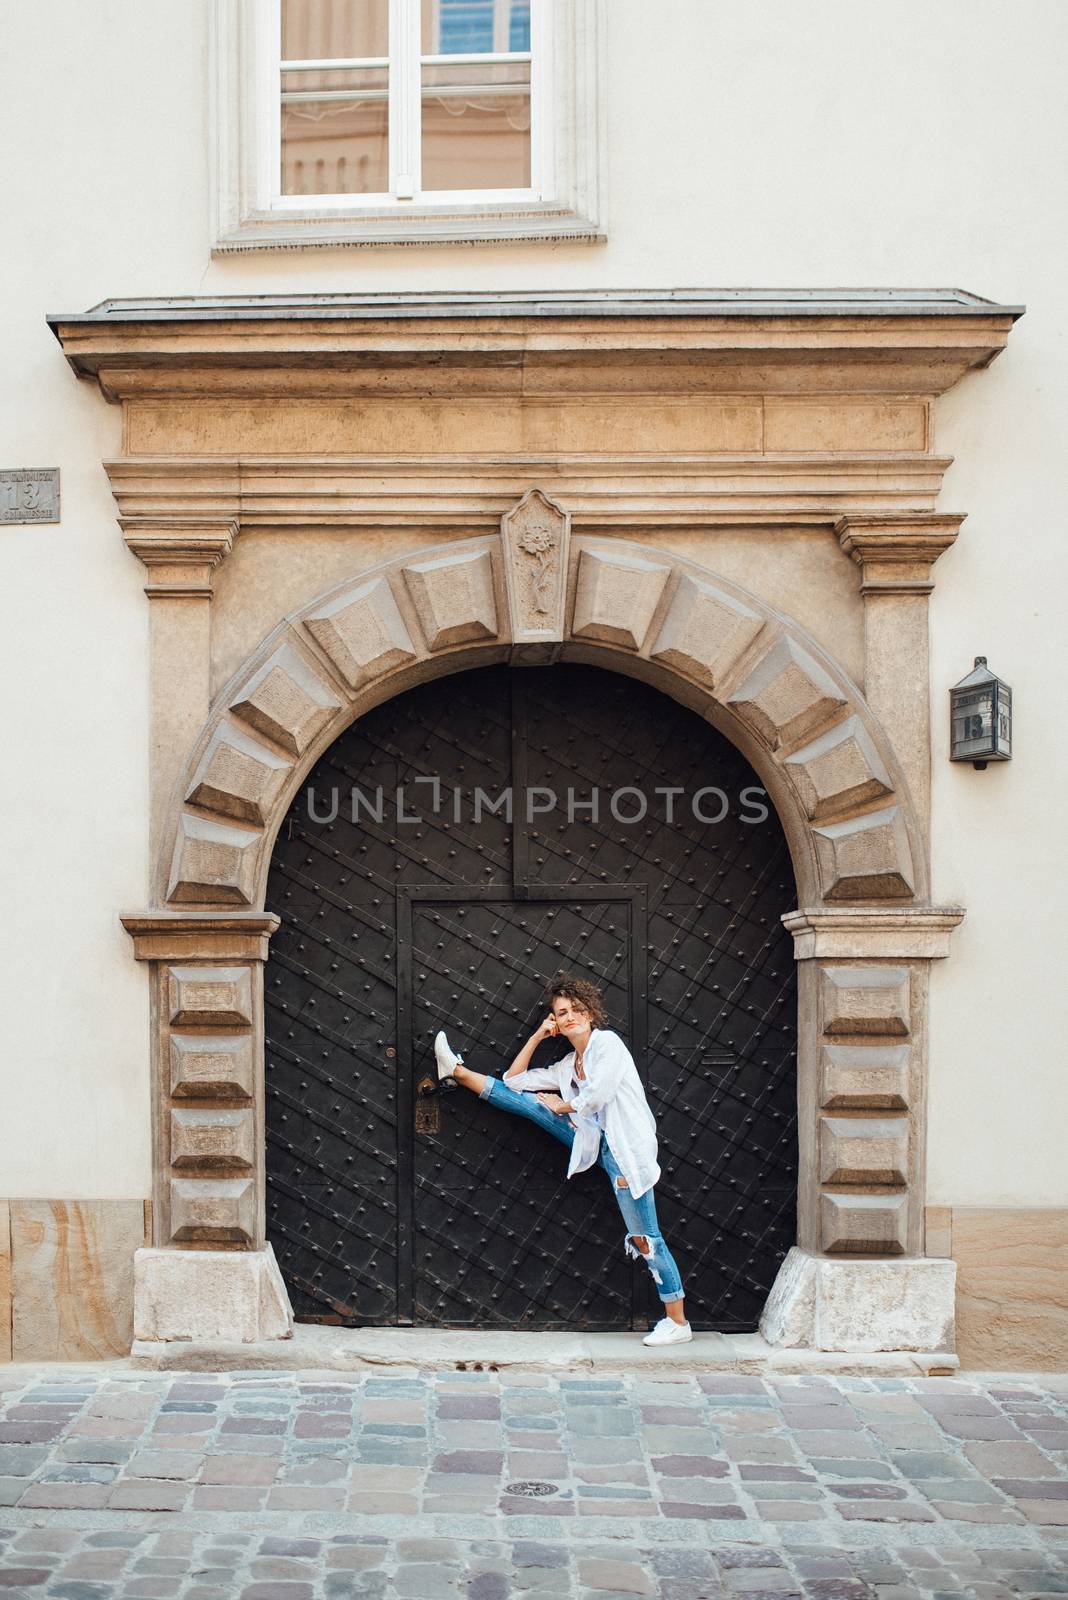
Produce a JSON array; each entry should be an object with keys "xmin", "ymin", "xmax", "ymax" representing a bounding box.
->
[
  {"xmin": 533, "ymin": 1014, "xmax": 559, "ymax": 1043},
  {"xmin": 536, "ymin": 1092, "xmax": 569, "ymax": 1115}
]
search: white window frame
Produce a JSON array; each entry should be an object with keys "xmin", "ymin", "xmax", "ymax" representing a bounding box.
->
[{"xmin": 211, "ymin": 0, "xmax": 605, "ymax": 251}]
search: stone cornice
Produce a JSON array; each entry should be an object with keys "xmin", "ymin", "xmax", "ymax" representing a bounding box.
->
[
  {"xmin": 49, "ymin": 289, "xmax": 1022, "ymax": 402},
  {"xmin": 836, "ymin": 514, "xmax": 965, "ymax": 594},
  {"xmin": 121, "ymin": 910, "xmax": 280, "ymax": 962},
  {"xmin": 122, "ymin": 518, "xmax": 238, "ymax": 598},
  {"xmin": 107, "ymin": 454, "xmax": 956, "ymax": 531},
  {"xmin": 782, "ymin": 905, "xmax": 966, "ymax": 960}
]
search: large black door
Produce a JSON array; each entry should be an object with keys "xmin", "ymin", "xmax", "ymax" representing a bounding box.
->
[{"xmin": 264, "ymin": 661, "xmax": 797, "ymax": 1331}]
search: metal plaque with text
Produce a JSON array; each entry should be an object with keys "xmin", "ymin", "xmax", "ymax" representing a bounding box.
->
[{"xmin": 0, "ymin": 469, "xmax": 60, "ymax": 524}]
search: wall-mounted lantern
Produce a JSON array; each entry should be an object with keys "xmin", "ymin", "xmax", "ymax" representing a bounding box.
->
[{"xmin": 950, "ymin": 656, "xmax": 1012, "ymax": 768}]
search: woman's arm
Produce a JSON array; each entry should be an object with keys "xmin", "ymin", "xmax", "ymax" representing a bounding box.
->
[
  {"xmin": 504, "ymin": 1015, "xmax": 560, "ymax": 1081},
  {"xmin": 538, "ymin": 1033, "xmax": 635, "ymax": 1117}
]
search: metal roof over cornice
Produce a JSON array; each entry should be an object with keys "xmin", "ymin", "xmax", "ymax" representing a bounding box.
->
[
  {"xmin": 47, "ymin": 288, "xmax": 1024, "ymax": 401},
  {"xmin": 49, "ymin": 287, "xmax": 1024, "ymax": 325}
]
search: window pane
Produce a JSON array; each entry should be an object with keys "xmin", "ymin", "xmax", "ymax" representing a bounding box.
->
[
  {"xmin": 282, "ymin": 0, "xmax": 388, "ymax": 62},
  {"xmin": 421, "ymin": 58, "xmax": 530, "ymax": 190},
  {"xmin": 280, "ymin": 0, "xmax": 389, "ymax": 197},
  {"xmin": 422, "ymin": 0, "xmax": 530, "ymax": 56},
  {"xmin": 282, "ymin": 66, "xmax": 389, "ymax": 194}
]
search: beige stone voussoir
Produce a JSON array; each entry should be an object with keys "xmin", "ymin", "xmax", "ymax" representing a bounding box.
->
[
  {"xmin": 305, "ymin": 576, "xmax": 419, "ymax": 689},
  {"xmin": 813, "ymin": 805, "xmax": 915, "ymax": 901},
  {"xmin": 402, "ymin": 547, "xmax": 499, "ymax": 651},
  {"xmin": 649, "ymin": 572, "xmax": 765, "ymax": 691},
  {"xmin": 167, "ymin": 813, "xmax": 261, "ymax": 906},
  {"xmin": 727, "ymin": 634, "xmax": 847, "ymax": 751},
  {"xmin": 229, "ymin": 644, "xmax": 342, "ymax": 756},
  {"xmin": 134, "ymin": 1245, "xmax": 293, "ymax": 1344},
  {"xmin": 571, "ymin": 546, "xmax": 671, "ymax": 650},
  {"xmin": 785, "ymin": 715, "xmax": 895, "ymax": 822},
  {"xmin": 186, "ymin": 720, "xmax": 292, "ymax": 827}
]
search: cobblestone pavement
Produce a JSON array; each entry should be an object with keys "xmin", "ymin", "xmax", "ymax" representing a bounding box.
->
[{"xmin": 0, "ymin": 1366, "xmax": 1066, "ymax": 1597}]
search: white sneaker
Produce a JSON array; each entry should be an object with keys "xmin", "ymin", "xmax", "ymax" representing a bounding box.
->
[
  {"xmin": 642, "ymin": 1317, "xmax": 693, "ymax": 1347},
  {"xmin": 434, "ymin": 1029, "xmax": 464, "ymax": 1085}
]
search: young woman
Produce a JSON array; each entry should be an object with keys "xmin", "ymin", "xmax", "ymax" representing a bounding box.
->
[{"xmin": 433, "ymin": 971, "xmax": 692, "ymax": 1347}]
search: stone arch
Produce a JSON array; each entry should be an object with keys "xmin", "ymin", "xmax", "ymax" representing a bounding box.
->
[
  {"xmin": 133, "ymin": 514, "xmax": 957, "ymax": 1341},
  {"xmin": 161, "ymin": 529, "xmax": 926, "ymax": 915}
]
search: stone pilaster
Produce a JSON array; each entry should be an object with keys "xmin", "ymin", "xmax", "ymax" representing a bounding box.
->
[
  {"xmin": 120, "ymin": 516, "xmax": 238, "ymax": 859},
  {"xmin": 121, "ymin": 910, "xmax": 292, "ymax": 1344},
  {"xmin": 763, "ymin": 905, "xmax": 965, "ymax": 1355},
  {"xmin": 836, "ymin": 514, "xmax": 963, "ymax": 836}
]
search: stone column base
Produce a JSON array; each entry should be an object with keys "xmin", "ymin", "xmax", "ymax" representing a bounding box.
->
[
  {"xmin": 133, "ymin": 1245, "xmax": 294, "ymax": 1345},
  {"xmin": 760, "ymin": 1246, "xmax": 956, "ymax": 1354}
]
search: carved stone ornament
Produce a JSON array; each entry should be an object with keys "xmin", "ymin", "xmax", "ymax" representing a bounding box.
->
[{"xmin": 500, "ymin": 488, "xmax": 571, "ymax": 651}]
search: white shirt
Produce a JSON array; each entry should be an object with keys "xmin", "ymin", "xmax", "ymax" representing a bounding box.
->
[{"xmin": 505, "ymin": 1027, "xmax": 661, "ymax": 1198}]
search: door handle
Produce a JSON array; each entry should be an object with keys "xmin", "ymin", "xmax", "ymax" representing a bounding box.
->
[{"xmin": 415, "ymin": 1074, "xmax": 441, "ymax": 1134}]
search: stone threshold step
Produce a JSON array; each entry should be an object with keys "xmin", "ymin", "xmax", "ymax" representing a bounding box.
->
[{"xmin": 130, "ymin": 1325, "xmax": 959, "ymax": 1376}]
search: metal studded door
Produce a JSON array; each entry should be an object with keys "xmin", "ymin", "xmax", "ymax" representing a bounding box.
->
[
  {"xmin": 400, "ymin": 888, "xmax": 647, "ymax": 1329},
  {"xmin": 264, "ymin": 660, "xmax": 797, "ymax": 1331}
]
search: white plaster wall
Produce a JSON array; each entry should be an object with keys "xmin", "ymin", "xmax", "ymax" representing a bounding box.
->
[{"xmin": 1, "ymin": 0, "xmax": 1064, "ymax": 1203}]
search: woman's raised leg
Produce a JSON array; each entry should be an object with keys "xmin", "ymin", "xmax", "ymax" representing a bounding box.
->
[{"xmin": 453, "ymin": 1064, "xmax": 576, "ymax": 1153}]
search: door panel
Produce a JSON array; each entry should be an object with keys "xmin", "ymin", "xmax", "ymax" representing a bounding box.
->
[
  {"xmin": 405, "ymin": 894, "xmax": 638, "ymax": 1329},
  {"xmin": 264, "ymin": 661, "xmax": 797, "ymax": 1330}
]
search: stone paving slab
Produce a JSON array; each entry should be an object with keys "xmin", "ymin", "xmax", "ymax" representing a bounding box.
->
[{"xmin": 0, "ymin": 1367, "xmax": 1065, "ymax": 1596}]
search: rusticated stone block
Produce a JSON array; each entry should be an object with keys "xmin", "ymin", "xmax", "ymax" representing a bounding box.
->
[
  {"xmin": 170, "ymin": 1108, "xmax": 255, "ymax": 1171},
  {"xmin": 762, "ymin": 1247, "xmax": 956, "ymax": 1353},
  {"xmin": 784, "ymin": 714, "xmax": 894, "ymax": 822},
  {"xmin": 726, "ymin": 634, "xmax": 847, "ymax": 751},
  {"xmin": 820, "ymin": 1042, "xmax": 910, "ymax": 1108},
  {"xmin": 10, "ymin": 1200, "xmax": 145, "ymax": 1360},
  {"xmin": 133, "ymin": 1245, "xmax": 293, "ymax": 1343},
  {"xmin": 813, "ymin": 804, "xmax": 915, "ymax": 900},
  {"xmin": 570, "ymin": 546, "xmax": 671, "ymax": 650},
  {"xmin": 820, "ymin": 965, "xmax": 910, "ymax": 1036},
  {"xmin": 819, "ymin": 1115, "xmax": 909, "ymax": 1185},
  {"xmin": 229, "ymin": 644, "xmax": 341, "ymax": 757},
  {"xmin": 0, "ymin": 1200, "xmax": 10, "ymax": 1363},
  {"xmin": 953, "ymin": 1208, "xmax": 1068, "ymax": 1370},
  {"xmin": 169, "ymin": 1033, "xmax": 254, "ymax": 1099},
  {"xmin": 821, "ymin": 1192, "xmax": 908, "ymax": 1254},
  {"xmin": 186, "ymin": 721, "xmax": 291, "ymax": 826},
  {"xmin": 167, "ymin": 965, "xmax": 253, "ymax": 1027},
  {"xmin": 169, "ymin": 1178, "xmax": 255, "ymax": 1245},
  {"xmin": 166, "ymin": 813, "xmax": 260, "ymax": 906},
  {"xmin": 306, "ymin": 575, "xmax": 418, "ymax": 688},
  {"xmin": 401, "ymin": 548, "xmax": 498, "ymax": 651},
  {"xmin": 649, "ymin": 573, "xmax": 764, "ymax": 690}
]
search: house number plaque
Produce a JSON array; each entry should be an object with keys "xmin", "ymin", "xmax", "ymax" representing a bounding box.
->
[{"xmin": 1, "ymin": 469, "xmax": 60, "ymax": 524}]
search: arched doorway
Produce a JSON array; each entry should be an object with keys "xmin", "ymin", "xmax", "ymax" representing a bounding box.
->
[{"xmin": 264, "ymin": 660, "xmax": 797, "ymax": 1331}]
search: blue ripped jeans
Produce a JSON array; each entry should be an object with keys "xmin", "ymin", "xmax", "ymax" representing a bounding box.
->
[{"xmin": 479, "ymin": 1075, "xmax": 685, "ymax": 1305}]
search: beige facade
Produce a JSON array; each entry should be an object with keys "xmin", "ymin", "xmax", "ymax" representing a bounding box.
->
[{"xmin": 1, "ymin": 0, "xmax": 1066, "ymax": 1368}]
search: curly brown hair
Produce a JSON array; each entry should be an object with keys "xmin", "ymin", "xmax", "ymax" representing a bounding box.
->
[{"xmin": 541, "ymin": 970, "xmax": 610, "ymax": 1030}]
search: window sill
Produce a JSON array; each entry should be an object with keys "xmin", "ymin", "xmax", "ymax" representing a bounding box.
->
[{"xmin": 212, "ymin": 199, "xmax": 605, "ymax": 252}]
